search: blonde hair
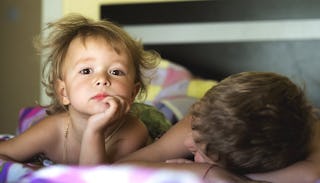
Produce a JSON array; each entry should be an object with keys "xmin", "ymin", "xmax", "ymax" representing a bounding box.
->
[{"xmin": 35, "ymin": 14, "xmax": 159, "ymax": 114}]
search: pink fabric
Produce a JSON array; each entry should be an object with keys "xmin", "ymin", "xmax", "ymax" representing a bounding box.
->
[{"xmin": 18, "ymin": 106, "xmax": 47, "ymax": 135}]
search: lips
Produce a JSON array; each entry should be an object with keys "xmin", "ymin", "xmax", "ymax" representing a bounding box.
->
[{"xmin": 93, "ymin": 93, "xmax": 108, "ymax": 100}]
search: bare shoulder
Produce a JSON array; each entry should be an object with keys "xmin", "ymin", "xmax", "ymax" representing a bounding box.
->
[
  {"xmin": 23, "ymin": 113, "xmax": 68, "ymax": 151},
  {"xmin": 30, "ymin": 113, "xmax": 66, "ymax": 135},
  {"xmin": 118, "ymin": 114, "xmax": 149, "ymax": 140},
  {"xmin": 33, "ymin": 113, "xmax": 68, "ymax": 159}
]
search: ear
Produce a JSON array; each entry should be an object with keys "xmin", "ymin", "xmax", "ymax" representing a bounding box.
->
[
  {"xmin": 57, "ymin": 79, "xmax": 70, "ymax": 105},
  {"xmin": 130, "ymin": 83, "xmax": 141, "ymax": 103}
]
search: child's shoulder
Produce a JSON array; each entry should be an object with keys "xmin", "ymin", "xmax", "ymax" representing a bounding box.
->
[
  {"xmin": 41, "ymin": 112, "xmax": 67, "ymax": 123},
  {"xmin": 114, "ymin": 114, "xmax": 147, "ymax": 140},
  {"xmin": 121, "ymin": 114, "xmax": 145, "ymax": 131},
  {"xmin": 32, "ymin": 112, "xmax": 67, "ymax": 132}
]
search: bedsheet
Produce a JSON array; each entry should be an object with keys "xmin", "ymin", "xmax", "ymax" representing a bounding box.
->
[
  {"xmin": 0, "ymin": 159, "xmax": 32, "ymax": 183},
  {"xmin": 0, "ymin": 159, "xmax": 203, "ymax": 183}
]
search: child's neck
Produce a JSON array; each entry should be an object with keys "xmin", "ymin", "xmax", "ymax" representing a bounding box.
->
[{"xmin": 67, "ymin": 112, "xmax": 90, "ymax": 143}]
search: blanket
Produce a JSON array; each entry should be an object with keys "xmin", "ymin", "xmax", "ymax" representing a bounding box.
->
[
  {"xmin": 0, "ymin": 160, "xmax": 203, "ymax": 183},
  {"xmin": 21, "ymin": 165, "xmax": 203, "ymax": 183}
]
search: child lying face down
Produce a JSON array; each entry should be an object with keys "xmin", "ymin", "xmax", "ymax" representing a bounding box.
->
[
  {"xmin": 186, "ymin": 71, "xmax": 316, "ymax": 174},
  {"xmin": 120, "ymin": 71, "xmax": 320, "ymax": 183}
]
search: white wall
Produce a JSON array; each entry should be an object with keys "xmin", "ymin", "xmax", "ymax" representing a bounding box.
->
[{"xmin": 39, "ymin": 0, "xmax": 63, "ymax": 105}]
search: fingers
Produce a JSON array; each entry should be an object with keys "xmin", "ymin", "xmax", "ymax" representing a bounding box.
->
[
  {"xmin": 88, "ymin": 96, "xmax": 130, "ymax": 129},
  {"xmin": 86, "ymin": 95, "xmax": 132, "ymax": 134},
  {"xmin": 102, "ymin": 96, "xmax": 130, "ymax": 117}
]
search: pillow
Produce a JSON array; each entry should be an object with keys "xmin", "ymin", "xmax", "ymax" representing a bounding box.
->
[
  {"xmin": 187, "ymin": 79, "xmax": 217, "ymax": 99},
  {"xmin": 140, "ymin": 59, "xmax": 193, "ymax": 105},
  {"xmin": 155, "ymin": 96, "xmax": 198, "ymax": 124},
  {"xmin": 139, "ymin": 59, "xmax": 218, "ymax": 124}
]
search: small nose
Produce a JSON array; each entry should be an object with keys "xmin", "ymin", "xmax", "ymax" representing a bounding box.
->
[
  {"xmin": 96, "ymin": 81, "xmax": 108, "ymax": 86},
  {"xmin": 95, "ymin": 77, "xmax": 110, "ymax": 86}
]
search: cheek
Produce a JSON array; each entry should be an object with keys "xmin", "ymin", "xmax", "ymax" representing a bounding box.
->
[
  {"xmin": 115, "ymin": 81, "xmax": 137, "ymax": 99},
  {"xmin": 183, "ymin": 133, "xmax": 195, "ymax": 150},
  {"xmin": 67, "ymin": 80, "xmax": 89, "ymax": 100}
]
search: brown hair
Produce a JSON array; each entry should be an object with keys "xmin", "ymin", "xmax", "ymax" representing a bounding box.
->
[
  {"xmin": 191, "ymin": 72, "xmax": 316, "ymax": 174},
  {"xmin": 35, "ymin": 14, "xmax": 160, "ymax": 114}
]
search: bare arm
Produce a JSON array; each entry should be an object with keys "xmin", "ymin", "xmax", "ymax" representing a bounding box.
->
[
  {"xmin": 0, "ymin": 116, "xmax": 61, "ymax": 163},
  {"xmin": 79, "ymin": 96, "xmax": 130, "ymax": 165},
  {"xmin": 247, "ymin": 160, "xmax": 320, "ymax": 183},
  {"xmin": 119, "ymin": 115, "xmax": 192, "ymax": 163}
]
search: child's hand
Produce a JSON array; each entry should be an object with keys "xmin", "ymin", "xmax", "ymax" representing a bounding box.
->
[{"xmin": 87, "ymin": 95, "xmax": 130, "ymax": 132}]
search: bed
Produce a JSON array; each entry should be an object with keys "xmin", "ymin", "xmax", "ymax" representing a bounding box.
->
[{"xmin": 1, "ymin": 0, "xmax": 320, "ymax": 182}]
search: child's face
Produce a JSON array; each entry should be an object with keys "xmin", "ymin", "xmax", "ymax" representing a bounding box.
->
[{"xmin": 58, "ymin": 36, "xmax": 139, "ymax": 115}]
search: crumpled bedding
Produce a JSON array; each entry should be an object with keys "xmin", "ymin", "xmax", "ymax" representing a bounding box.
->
[
  {"xmin": 0, "ymin": 160, "xmax": 203, "ymax": 183},
  {"xmin": 0, "ymin": 159, "xmax": 35, "ymax": 183},
  {"xmin": 141, "ymin": 59, "xmax": 217, "ymax": 124},
  {"xmin": 22, "ymin": 165, "xmax": 203, "ymax": 183}
]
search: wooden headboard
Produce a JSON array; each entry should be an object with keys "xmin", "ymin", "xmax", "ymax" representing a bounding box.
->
[{"xmin": 100, "ymin": 0, "xmax": 320, "ymax": 107}]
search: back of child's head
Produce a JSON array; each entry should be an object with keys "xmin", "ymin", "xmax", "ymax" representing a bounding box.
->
[
  {"xmin": 35, "ymin": 14, "xmax": 159, "ymax": 114},
  {"xmin": 190, "ymin": 71, "xmax": 316, "ymax": 174}
]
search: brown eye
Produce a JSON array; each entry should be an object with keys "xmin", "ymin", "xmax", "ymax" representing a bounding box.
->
[
  {"xmin": 80, "ymin": 68, "xmax": 92, "ymax": 75},
  {"xmin": 109, "ymin": 69, "xmax": 125, "ymax": 76}
]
